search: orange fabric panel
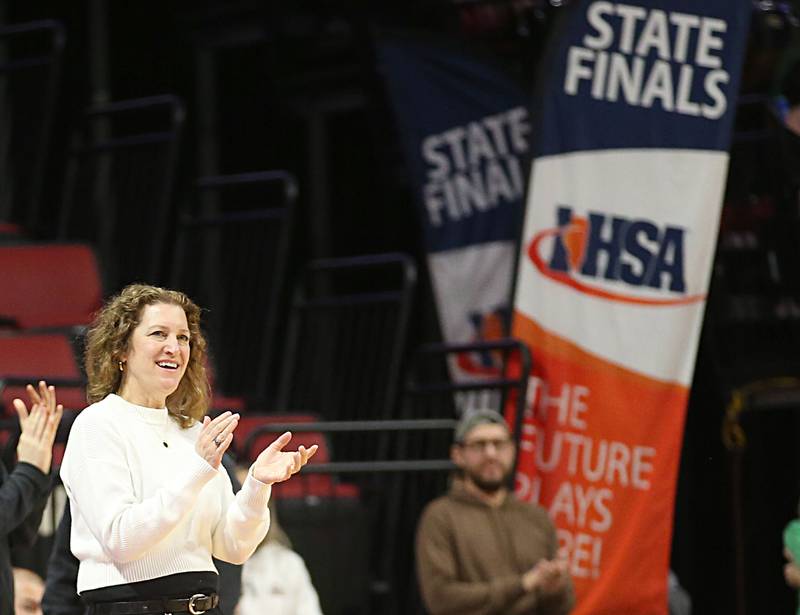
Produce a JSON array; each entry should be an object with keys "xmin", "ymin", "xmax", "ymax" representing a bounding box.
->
[{"xmin": 512, "ymin": 312, "xmax": 687, "ymax": 615}]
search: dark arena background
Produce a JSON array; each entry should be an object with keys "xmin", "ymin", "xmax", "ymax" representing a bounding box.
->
[{"xmin": 2, "ymin": 1, "xmax": 800, "ymax": 614}]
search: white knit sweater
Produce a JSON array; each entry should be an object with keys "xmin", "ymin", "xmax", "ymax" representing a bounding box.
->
[{"xmin": 60, "ymin": 394, "xmax": 271, "ymax": 593}]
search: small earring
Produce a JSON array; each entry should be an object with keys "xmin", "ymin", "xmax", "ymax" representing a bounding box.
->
[{"xmin": 118, "ymin": 361, "xmax": 125, "ymax": 372}]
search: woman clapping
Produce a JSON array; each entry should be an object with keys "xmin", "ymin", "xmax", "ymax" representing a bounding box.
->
[{"xmin": 60, "ymin": 284, "xmax": 316, "ymax": 615}]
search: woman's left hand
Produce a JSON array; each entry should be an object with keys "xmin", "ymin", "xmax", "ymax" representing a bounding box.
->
[
  {"xmin": 251, "ymin": 432, "xmax": 318, "ymax": 485},
  {"xmin": 196, "ymin": 411, "xmax": 239, "ymax": 469}
]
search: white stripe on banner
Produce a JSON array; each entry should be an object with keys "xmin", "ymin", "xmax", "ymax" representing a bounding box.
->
[
  {"xmin": 429, "ymin": 240, "xmax": 515, "ymax": 379},
  {"xmin": 517, "ymin": 148, "xmax": 729, "ymax": 385}
]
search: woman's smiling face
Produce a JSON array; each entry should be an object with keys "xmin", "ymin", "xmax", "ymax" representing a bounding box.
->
[{"xmin": 118, "ymin": 302, "xmax": 191, "ymax": 408}]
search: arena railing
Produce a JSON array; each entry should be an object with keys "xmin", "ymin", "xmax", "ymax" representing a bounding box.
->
[
  {"xmin": 243, "ymin": 337, "xmax": 532, "ymax": 615},
  {"xmin": 171, "ymin": 170, "xmax": 297, "ymax": 404},
  {"xmin": 57, "ymin": 94, "xmax": 184, "ymax": 291}
]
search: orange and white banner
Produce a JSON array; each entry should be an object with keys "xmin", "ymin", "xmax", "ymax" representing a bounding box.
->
[{"xmin": 511, "ymin": 2, "xmax": 751, "ymax": 613}]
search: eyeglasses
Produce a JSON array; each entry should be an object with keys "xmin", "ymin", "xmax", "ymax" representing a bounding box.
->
[{"xmin": 460, "ymin": 438, "xmax": 513, "ymax": 453}]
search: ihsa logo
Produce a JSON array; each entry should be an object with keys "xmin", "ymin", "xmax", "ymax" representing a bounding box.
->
[{"xmin": 527, "ymin": 206, "xmax": 705, "ymax": 306}]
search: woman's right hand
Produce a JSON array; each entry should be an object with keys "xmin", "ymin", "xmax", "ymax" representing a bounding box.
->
[
  {"xmin": 13, "ymin": 381, "xmax": 63, "ymax": 474},
  {"xmin": 196, "ymin": 411, "xmax": 239, "ymax": 469}
]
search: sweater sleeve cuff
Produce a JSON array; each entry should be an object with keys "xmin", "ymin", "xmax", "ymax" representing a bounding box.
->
[
  {"xmin": 489, "ymin": 575, "xmax": 527, "ymax": 608},
  {"xmin": 237, "ymin": 472, "xmax": 272, "ymax": 516},
  {"xmin": 178, "ymin": 453, "xmax": 219, "ymax": 491},
  {"xmin": 15, "ymin": 461, "xmax": 52, "ymax": 494}
]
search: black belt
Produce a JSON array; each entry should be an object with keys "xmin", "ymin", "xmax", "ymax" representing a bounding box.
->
[{"xmin": 89, "ymin": 593, "xmax": 218, "ymax": 615}]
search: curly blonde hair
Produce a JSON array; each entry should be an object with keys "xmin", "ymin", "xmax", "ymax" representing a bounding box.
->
[{"xmin": 84, "ymin": 284, "xmax": 210, "ymax": 427}]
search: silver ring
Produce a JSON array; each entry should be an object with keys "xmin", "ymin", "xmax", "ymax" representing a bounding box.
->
[{"xmin": 213, "ymin": 435, "xmax": 222, "ymax": 446}]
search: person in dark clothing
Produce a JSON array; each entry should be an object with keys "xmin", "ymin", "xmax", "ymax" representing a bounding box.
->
[
  {"xmin": 0, "ymin": 382, "xmax": 63, "ymax": 615},
  {"xmin": 40, "ymin": 506, "xmax": 81, "ymax": 615},
  {"xmin": 42, "ymin": 454, "xmax": 244, "ymax": 615}
]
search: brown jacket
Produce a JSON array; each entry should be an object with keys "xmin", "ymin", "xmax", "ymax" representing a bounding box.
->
[{"xmin": 415, "ymin": 480, "xmax": 575, "ymax": 615}]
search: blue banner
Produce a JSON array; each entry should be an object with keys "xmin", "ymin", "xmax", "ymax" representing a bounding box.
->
[
  {"xmin": 378, "ymin": 36, "xmax": 533, "ymax": 379},
  {"xmin": 535, "ymin": 0, "xmax": 750, "ymax": 156},
  {"xmin": 378, "ymin": 37, "xmax": 531, "ymax": 253}
]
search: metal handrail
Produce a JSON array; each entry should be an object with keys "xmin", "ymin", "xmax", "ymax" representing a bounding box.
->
[
  {"xmin": 300, "ymin": 460, "xmax": 456, "ymax": 473},
  {"xmin": 84, "ymin": 94, "xmax": 185, "ymax": 125},
  {"xmin": 414, "ymin": 338, "xmax": 529, "ymax": 354},
  {"xmin": 0, "ymin": 57, "xmax": 58, "ymax": 71},
  {"xmin": 196, "ymin": 169, "xmax": 299, "ymax": 202},
  {"xmin": 242, "ymin": 417, "xmax": 459, "ymax": 475},
  {"xmin": 304, "ymin": 252, "xmax": 418, "ymax": 287},
  {"xmin": 297, "ymin": 291, "xmax": 406, "ymax": 308},
  {"xmin": 245, "ymin": 418, "xmax": 457, "ymax": 436},
  {"xmin": 0, "ymin": 20, "xmax": 66, "ymax": 44},
  {"xmin": 70, "ymin": 131, "xmax": 180, "ymax": 152},
  {"xmin": 179, "ymin": 208, "xmax": 288, "ymax": 228},
  {"xmin": 405, "ymin": 378, "xmax": 527, "ymax": 395}
]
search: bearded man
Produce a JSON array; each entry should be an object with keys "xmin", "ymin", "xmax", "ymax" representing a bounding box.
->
[{"xmin": 415, "ymin": 409, "xmax": 574, "ymax": 615}]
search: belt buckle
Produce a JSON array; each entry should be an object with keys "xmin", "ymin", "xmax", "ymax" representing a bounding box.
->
[{"xmin": 187, "ymin": 594, "xmax": 208, "ymax": 615}]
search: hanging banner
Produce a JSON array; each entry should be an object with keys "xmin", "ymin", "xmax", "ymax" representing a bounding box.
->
[
  {"xmin": 511, "ymin": 2, "xmax": 751, "ymax": 613},
  {"xmin": 378, "ymin": 35, "xmax": 532, "ymax": 383}
]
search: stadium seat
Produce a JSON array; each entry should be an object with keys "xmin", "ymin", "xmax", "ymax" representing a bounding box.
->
[
  {"xmin": 0, "ymin": 243, "xmax": 102, "ymax": 330},
  {"xmin": 0, "ymin": 333, "xmax": 85, "ymax": 417},
  {"xmin": 0, "ymin": 222, "xmax": 23, "ymax": 240},
  {"xmin": 235, "ymin": 414, "xmax": 321, "ymax": 458},
  {"xmin": 235, "ymin": 414, "xmax": 358, "ymax": 500}
]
